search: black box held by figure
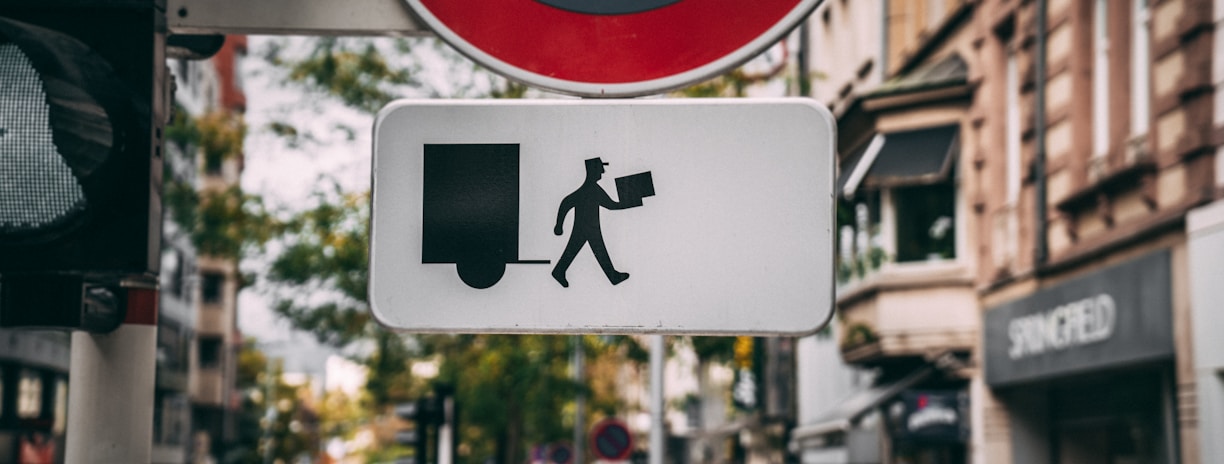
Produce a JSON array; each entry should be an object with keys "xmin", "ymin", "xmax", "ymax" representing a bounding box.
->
[{"xmin": 615, "ymin": 171, "xmax": 655, "ymax": 208}]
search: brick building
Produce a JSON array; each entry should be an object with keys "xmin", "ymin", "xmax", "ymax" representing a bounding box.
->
[{"xmin": 792, "ymin": 0, "xmax": 1220, "ymax": 462}]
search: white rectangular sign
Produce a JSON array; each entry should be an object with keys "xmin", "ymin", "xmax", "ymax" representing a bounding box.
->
[{"xmin": 370, "ymin": 99, "xmax": 835, "ymax": 335}]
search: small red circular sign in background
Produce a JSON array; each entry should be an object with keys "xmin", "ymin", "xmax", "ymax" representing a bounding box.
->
[
  {"xmin": 590, "ymin": 418, "xmax": 634, "ymax": 461},
  {"xmin": 407, "ymin": 0, "xmax": 818, "ymax": 96}
]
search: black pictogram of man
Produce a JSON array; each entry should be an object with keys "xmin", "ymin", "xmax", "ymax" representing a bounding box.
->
[{"xmin": 552, "ymin": 157, "xmax": 633, "ymax": 287}]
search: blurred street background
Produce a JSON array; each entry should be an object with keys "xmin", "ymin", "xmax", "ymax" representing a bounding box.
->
[{"xmin": 2, "ymin": 0, "xmax": 1223, "ymax": 463}]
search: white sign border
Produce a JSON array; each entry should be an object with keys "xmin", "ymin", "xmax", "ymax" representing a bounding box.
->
[{"xmin": 369, "ymin": 98, "xmax": 836, "ymax": 335}]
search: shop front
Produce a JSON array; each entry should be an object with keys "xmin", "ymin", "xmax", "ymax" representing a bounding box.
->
[
  {"xmin": 984, "ymin": 250, "xmax": 1179, "ymax": 464},
  {"xmin": 884, "ymin": 389, "xmax": 968, "ymax": 464},
  {"xmin": 793, "ymin": 365, "xmax": 970, "ymax": 464}
]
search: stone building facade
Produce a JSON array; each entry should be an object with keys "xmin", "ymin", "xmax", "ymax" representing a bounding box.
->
[{"xmin": 792, "ymin": 0, "xmax": 1219, "ymax": 462}]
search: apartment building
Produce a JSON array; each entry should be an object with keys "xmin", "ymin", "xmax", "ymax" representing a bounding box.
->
[
  {"xmin": 978, "ymin": 0, "xmax": 1215, "ymax": 462},
  {"xmin": 170, "ymin": 35, "xmax": 248, "ymax": 464},
  {"xmin": 1184, "ymin": 2, "xmax": 1224, "ymax": 460},
  {"xmin": 794, "ymin": 0, "xmax": 1219, "ymax": 463},
  {"xmin": 793, "ymin": 1, "xmax": 978, "ymax": 462},
  {"xmin": 153, "ymin": 73, "xmax": 201, "ymax": 464}
]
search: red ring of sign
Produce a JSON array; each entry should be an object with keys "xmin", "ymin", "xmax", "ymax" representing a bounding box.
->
[
  {"xmin": 589, "ymin": 418, "xmax": 634, "ymax": 461},
  {"xmin": 405, "ymin": 0, "xmax": 821, "ymax": 97}
]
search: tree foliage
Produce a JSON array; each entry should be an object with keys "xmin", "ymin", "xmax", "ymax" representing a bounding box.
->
[
  {"xmin": 279, "ymin": 38, "xmax": 418, "ymax": 114},
  {"xmin": 229, "ymin": 340, "xmax": 322, "ymax": 464},
  {"xmin": 265, "ymin": 186, "xmax": 371, "ymax": 345},
  {"xmin": 163, "ymin": 106, "xmax": 272, "ymax": 261},
  {"xmin": 197, "ymin": 110, "xmax": 247, "ymax": 172},
  {"xmin": 252, "ymin": 180, "xmax": 643, "ymax": 461}
]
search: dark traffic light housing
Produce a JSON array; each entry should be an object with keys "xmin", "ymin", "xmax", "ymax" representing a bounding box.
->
[
  {"xmin": 0, "ymin": 0, "xmax": 165, "ymax": 330},
  {"xmin": 395, "ymin": 397, "xmax": 436, "ymax": 464},
  {"xmin": 0, "ymin": 274, "xmax": 124, "ymax": 332},
  {"xmin": 395, "ymin": 386, "xmax": 456, "ymax": 464},
  {"xmin": 0, "ymin": 1, "xmax": 164, "ymax": 275}
]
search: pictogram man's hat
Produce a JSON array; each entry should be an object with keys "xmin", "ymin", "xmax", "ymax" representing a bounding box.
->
[{"xmin": 585, "ymin": 157, "xmax": 609, "ymax": 172}]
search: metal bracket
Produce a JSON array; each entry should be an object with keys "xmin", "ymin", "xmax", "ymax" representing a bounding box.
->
[{"xmin": 166, "ymin": 0, "xmax": 431, "ymax": 36}]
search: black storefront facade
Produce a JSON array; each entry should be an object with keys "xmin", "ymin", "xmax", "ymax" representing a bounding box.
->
[{"xmin": 984, "ymin": 250, "xmax": 1180, "ymax": 464}]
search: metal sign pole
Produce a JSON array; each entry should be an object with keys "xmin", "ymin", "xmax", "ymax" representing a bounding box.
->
[
  {"xmin": 439, "ymin": 395, "xmax": 455, "ymax": 464},
  {"xmin": 263, "ymin": 355, "xmax": 278, "ymax": 464},
  {"xmin": 649, "ymin": 335, "xmax": 665, "ymax": 464},
  {"xmin": 573, "ymin": 335, "xmax": 586, "ymax": 464},
  {"xmin": 64, "ymin": 282, "xmax": 158, "ymax": 463}
]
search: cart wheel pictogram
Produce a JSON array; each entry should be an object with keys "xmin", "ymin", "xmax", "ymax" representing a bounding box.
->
[{"xmin": 457, "ymin": 253, "xmax": 506, "ymax": 289}]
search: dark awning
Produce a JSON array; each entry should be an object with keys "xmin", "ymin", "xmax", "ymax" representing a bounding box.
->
[
  {"xmin": 841, "ymin": 124, "xmax": 959, "ymax": 197},
  {"xmin": 791, "ymin": 366, "xmax": 934, "ymax": 437},
  {"xmin": 866, "ymin": 54, "xmax": 968, "ymax": 99}
]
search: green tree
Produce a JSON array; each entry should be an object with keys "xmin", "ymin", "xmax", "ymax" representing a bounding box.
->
[
  {"xmin": 164, "ymin": 106, "xmax": 274, "ymax": 261},
  {"xmin": 254, "ymin": 180, "xmax": 642, "ymax": 462},
  {"xmin": 229, "ymin": 339, "xmax": 322, "ymax": 464}
]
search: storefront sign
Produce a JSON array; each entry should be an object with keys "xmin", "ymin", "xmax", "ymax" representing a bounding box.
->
[
  {"xmin": 1007, "ymin": 293, "xmax": 1116, "ymax": 360},
  {"xmin": 985, "ymin": 250, "xmax": 1174, "ymax": 387},
  {"xmin": 887, "ymin": 390, "xmax": 967, "ymax": 443}
]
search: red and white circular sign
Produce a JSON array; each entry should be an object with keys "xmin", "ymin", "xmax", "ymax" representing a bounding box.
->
[{"xmin": 405, "ymin": 0, "xmax": 822, "ymax": 97}]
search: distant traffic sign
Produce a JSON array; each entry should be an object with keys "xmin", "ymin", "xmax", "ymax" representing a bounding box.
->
[
  {"xmin": 548, "ymin": 443, "xmax": 573, "ymax": 464},
  {"xmin": 403, "ymin": 0, "xmax": 823, "ymax": 97},
  {"xmin": 590, "ymin": 418, "xmax": 633, "ymax": 461},
  {"xmin": 369, "ymin": 99, "xmax": 835, "ymax": 335}
]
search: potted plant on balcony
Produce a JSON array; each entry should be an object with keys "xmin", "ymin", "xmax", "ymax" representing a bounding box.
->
[{"xmin": 841, "ymin": 322, "xmax": 878, "ymax": 350}]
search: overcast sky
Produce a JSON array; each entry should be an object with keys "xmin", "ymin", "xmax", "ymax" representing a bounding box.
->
[
  {"xmin": 236, "ymin": 36, "xmax": 379, "ymax": 375},
  {"xmin": 234, "ymin": 34, "xmax": 519, "ymax": 375}
]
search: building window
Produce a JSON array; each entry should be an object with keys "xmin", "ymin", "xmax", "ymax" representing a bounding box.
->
[
  {"xmin": 893, "ymin": 183, "xmax": 956, "ymax": 262},
  {"xmin": 1092, "ymin": 0, "xmax": 1110, "ymax": 159},
  {"xmin": 154, "ymin": 393, "xmax": 189, "ymax": 445},
  {"xmin": 232, "ymin": 52, "xmax": 246, "ymax": 95},
  {"xmin": 201, "ymin": 271, "xmax": 224, "ymax": 304},
  {"xmin": 53, "ymin": 379, "xmax": 67, "ymax": 434},
  {"xmin": 204, "ymin": 150, "xmax": 223, "ymax": 175},
  {"xmin": 838, "ymin": 180, "xmax": 958, "ymax": 281},
  {"xmin": 163, "ymin": 249, "xmax": 190, "ymax": 299},
  {"xmin": 159, "ymin": 321, "xmax": 190, "ymax": 371},
  {"xmin": 18, "ymin": 369, "xmax": 42, "ymax": 419},
  {"xmin": 199, "ymin": 337, "xmax": 223, "ymax": 368},
  {"xmin": 1131, "ymin": 0, "xmax": 1150, "ymax": 137},
  {"xmin": 1006, "ymin": 47, "xmax": 1021, "ymax": 205},
  {"xmin": 836, "ymin": 124, "xmax": 960, "ymax": 284}
]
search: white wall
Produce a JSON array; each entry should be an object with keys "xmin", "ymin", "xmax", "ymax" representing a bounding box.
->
[
  {"xmin": 1188, "ymin": 200, "xmax": 1224, "ymax": 464},
  {"xmin": 796, "ymin": 332, "xmax": 853, "ymax": 423},
  {"xmin": 1215, "ymin": 0, "xmax": 1224, "ymax": 190},
  {"xmin": 795, "ymin": 320, "xmax": 870, "ymax": 425},
  {"xmin": 1199, "ymin": 4, "xmax": 1224, "ymax": 461}
]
